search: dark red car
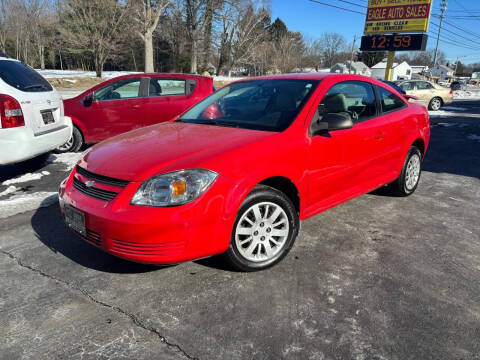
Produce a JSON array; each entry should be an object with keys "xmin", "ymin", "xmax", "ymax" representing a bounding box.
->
[
  {"xmin": 60, "ymin": 74, "xmax": 430, "ymax": 271},
  {"xmin": 57, "ymin": 73, "xmax": 213, "ymax": 152}
]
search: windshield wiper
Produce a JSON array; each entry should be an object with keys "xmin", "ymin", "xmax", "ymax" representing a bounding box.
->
[
  {"xmin": 24, "ymin": 84, "xmax": 47, "ymax": 90},
  {"xmin": 183, "ymin": 119, "xmax": 239, "ymax": 128}
]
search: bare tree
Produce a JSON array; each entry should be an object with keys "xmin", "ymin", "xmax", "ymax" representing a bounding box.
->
[
  {"xmin": 61, "ymin": 0, "xmax": 129, "ymax": 77},
  {"xmin": 217, "ymin": 0, "xmax": 270, "ymax": 76},
  {"xmin": 185, "ymin": 0, "xmax": 207, "ymax": 73},
  {"xmin": 318, "ymin": 32, "xmax": 346, "ymax": 68},
  {"xmin": 130, "ymin": 0, "xmax": 171, "ymax": 73},
  {"xmin": 273, "ymin": 31, "xmax": 304, "ymax": 73}
]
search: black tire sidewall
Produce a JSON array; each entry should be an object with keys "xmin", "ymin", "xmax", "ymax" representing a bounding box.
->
[
  {"xmin": 57, "ymin": 126, "xmax": 83, "ymax": 153},
  {"xmin": 226, "ymin": 185, "xmax": 299, "ymax": 271}
]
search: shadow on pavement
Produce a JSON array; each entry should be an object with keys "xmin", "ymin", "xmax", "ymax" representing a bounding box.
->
[
  {"xmin": 422, "ymin": 115, "xmax": 480, "ymax": 179},
  {"xmin": 31, "ymin": 199, "xmax": 160, "ymax": 274},
  {"xmin": 0, "ymin": 153, "xmax": 51, "ymax": 182}
]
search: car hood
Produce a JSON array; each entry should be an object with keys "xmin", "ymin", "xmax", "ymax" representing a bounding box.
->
[{"xmin": 79, "ymin": 122, "xmax": 274, "ymax": 181}]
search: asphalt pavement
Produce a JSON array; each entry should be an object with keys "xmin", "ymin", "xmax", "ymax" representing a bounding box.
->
[{"xmin": 1, "ymin": 100, "xmax": 479, "ymax": 359}]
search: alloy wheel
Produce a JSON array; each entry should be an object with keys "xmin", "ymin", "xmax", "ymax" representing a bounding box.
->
[
  {"xmin": 405, "ymin": 153, "xmax": 421, "ymax": 190},
  {"xmin": 234, "ymin": 201, "xmax": 290, "ymax": 262}
]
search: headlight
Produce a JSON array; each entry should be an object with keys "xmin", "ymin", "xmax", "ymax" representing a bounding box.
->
[{"xmin": 131, "ymin": 169, "xmax": 218, "ymax": 207}]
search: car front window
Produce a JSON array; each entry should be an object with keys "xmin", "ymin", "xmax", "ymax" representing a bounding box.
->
[{"xmin": 178, "ymin": 79, "xmax": 319, "ymax": 132}]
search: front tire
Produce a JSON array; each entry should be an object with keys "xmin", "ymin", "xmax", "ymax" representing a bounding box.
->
[
  {"xmin": 224, "ymin": 185, "xmax": 299, "ymax": 271},
  {"xmin": 55, "ymin": 126, "xmax": 83, "ymax": 153},
  {"xmin": 389, "ymin": 146, "xmax": 422, "ymax": 196},
  {"xmin": 428, "ymin": 97, "xmax": 442, "ymax": 111}
]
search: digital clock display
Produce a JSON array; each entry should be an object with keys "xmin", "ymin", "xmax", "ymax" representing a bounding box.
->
[{"xmin": 360, "ymin": 34, "xmax": 428, "ymax": 52}]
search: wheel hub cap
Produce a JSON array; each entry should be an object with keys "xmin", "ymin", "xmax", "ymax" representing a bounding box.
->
[
  {"xmin": 405, "ymin": 154, "xmax": 421, "ymax": 190},
  {"xmin": 235, "ymin": 201, "xmax": 290, "ymax": 262}
]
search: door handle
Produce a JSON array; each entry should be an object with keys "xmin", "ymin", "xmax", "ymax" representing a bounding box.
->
[
  {"xmin": 129, "ymin": 105, "xmax": 140, "ymax": 109},
  {"xmin": 374, "ymin": 131, "xmax": 385, "ymax": 140}
]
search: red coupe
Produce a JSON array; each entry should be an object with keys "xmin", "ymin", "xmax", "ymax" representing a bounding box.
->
[
  {"xmin": 59, "ymin": 74, "xmax": 430, "ymax": 271},
  {"xmin": 57, "ymin": 73, "xmax": 214, "ymax": 152}
]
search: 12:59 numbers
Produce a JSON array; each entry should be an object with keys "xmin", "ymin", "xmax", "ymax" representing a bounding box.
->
[{"xmin": 371, "ymin": 35, "xmax": 411, "ymax": 49}]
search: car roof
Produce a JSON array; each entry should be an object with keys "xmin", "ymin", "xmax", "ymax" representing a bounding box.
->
[
  {"xmin": 231, "ymin": 73, "xmax": 383, "ymax": 83},
  {"xmin": 106, "ymin": 73, "xmax": 212, "ymax": 81}
]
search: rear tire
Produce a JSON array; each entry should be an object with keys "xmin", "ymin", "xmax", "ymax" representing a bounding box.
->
[
  {"xmin": 389, "ymin": 146, "xmax": 422, "ymax": 197},
  {"xmin": 428, "ymin": 97, "xmax": 442, "ymax": 111},
  {"xmin": 55, "ymin": 126, "xmax": 83, "ymax": 153},
  {"xmin": 224, "ymin": 185, "xmax": 299, "ymax": 271}
]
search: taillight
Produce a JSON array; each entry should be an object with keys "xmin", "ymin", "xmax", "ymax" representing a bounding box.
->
[
  {"xmin": 449, "ymin": 89, "xmax": 453, "ymax": 95},
  {"xmin": 0, "ymin": 94, "xmax": 25, "ymax": 128}
]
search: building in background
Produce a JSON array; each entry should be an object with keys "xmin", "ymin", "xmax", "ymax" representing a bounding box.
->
[
  {"xmin": 330, "ymin": 61, "xmax": 371, "ymax": 76},
  {"xmin": 429, "ymin": 64, "xmax": 454, "ymax": 81},
  {"xmin": 371, "ymin": 61, "xmax": 412, "ymax": 80}
]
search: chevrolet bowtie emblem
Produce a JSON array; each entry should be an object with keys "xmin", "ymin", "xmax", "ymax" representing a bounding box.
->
[{"xmin": 85, "ymin": 180, "xmax": 95, "ymax": 188}]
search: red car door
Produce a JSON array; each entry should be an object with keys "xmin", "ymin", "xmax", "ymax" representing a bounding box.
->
[
  {"xmin": 307, "ymin": 81, "xmax": 384, "ymax": 212},
  {"xmin": 84, "ymin": 77, "xmax": 148, "ymax": 142},
  {"xmin": 142, "ymin": 77, "xmax": 199, "ymax": 126}
]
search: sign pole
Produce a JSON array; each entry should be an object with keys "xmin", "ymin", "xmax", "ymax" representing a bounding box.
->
[{"xmin": 384, "ymin": 51, "xmax": 395, "ymax": 81}]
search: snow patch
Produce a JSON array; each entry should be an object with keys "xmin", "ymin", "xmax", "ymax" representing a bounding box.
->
[
  {"xmin": 49, "ymin": 152, "xmax": 84, "ymax": 170},
  {"xmin": 467, "ymin": 134, "xmax": 480, "ymax": 141},
  {"xmin": 37, "ymin": 69, "xmax": 141, "ymax": 80},
  {"xmin": 428, "ymin": 110, "xmax": 459, "ymax": 118},
  {"xmin": 0, "ymin": 192, "xmax": 57, "ymax": 219},
  {"xmin": 2, "ymin": 171, "xmax": 50, "ymax": 186},
  {"xmin": 0, "ymin": 186, "xmax": 19, "ymax": 198},
  {"xmin": 453, "ymin": 90, "xmax": 480, "ymax": 100}
]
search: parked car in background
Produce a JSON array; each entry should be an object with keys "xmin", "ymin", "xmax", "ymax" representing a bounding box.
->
[
  {"xmin": 450, "ymin": 81, "xmax": 466, "ymax": 91},
  {"xmin": 57, "ymin": 74, "xmax": 214, "ymax": 152},
  {"xmin": 60, "ymin": 74, "xmax": 430, "ymax": 271},
  {"xmin": 0, "ymin": 56, "xmax": 72, "ymax": 165},
  {"xmin": 397, "ymin": 80, "xmax": 453, "ymax": 110}
]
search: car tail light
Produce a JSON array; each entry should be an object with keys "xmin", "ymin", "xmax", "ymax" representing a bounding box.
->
[
  {"xmin": 449, "ymin": 89, "xmax": 453, "ymax": 95},
  {"xmin": 0, "ymin": 94, "xmax": 25, "ymax": 128}
]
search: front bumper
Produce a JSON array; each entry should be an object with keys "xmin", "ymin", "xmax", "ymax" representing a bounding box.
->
[
  {"xmin": 59, "ymin": 168, "xmax": 236, "ymax": 264},
  {"xmin": 0, "ymin": 116, "xmax": 72, "ymax": 165}
]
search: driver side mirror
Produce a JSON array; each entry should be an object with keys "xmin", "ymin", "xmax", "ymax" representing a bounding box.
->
[
  {"xmin": 83, "ymin": 94, "xmax": 93, "ymax": 107},
  {"xmin": 310, "ymin": 112, "xmax": 354, "ymax": 136}
]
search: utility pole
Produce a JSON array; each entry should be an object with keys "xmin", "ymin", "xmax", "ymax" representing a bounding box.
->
[
  {"xmin": 349, "ymin": 34, "xmax": 357, "ymax": 74},
  {"xmin": 433, "ymin": 0, "xmax": 447, "ymax": 69}
]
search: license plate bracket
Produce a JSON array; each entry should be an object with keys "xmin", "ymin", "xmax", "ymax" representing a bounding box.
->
[
  {"xmin": 64, "ymin": 205, "xmax": 86, "ymax": 235},
  {"xmin": 41, "ymin": 110, "xmax": 55, "ymax": 125}
]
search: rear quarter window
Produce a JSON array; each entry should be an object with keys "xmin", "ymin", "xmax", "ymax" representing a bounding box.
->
[
  {"xmin": 0, "ymin": 60, "xmax": 53, "ymax": 92},
  {"xmin": 377, "ymin": 86, "xmax": 407, "ymax": 113}
]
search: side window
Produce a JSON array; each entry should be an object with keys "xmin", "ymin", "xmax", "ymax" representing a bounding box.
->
[
  {"xmin": 377, "ymin": 86, "xmax": 407, "ymax": 113},
  {"xmin": 400, "ymin": 82, "xmax": 415, "ymax": 91},
  {"xmin": 319, "ymin": 81, "xmax": 377, "ymax": 123},
  {"xmin": 94, "ymin": 78, "xmax": 141, "ymax": 101},
  {"xmin": 417, "ymin": 81, "xmax": 434, "ymax": 90},
  {"xmin": 149, "ymin": 79, "xmax": 187, "ymax": 96}
]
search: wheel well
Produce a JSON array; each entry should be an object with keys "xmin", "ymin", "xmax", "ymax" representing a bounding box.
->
[
  {"xmin": 259, "ymin": 177, "xmax": 300, "ymax": 214},
  {"xmin": 412, "ymin": 138, "xmax": 425, "ymax": 156}
]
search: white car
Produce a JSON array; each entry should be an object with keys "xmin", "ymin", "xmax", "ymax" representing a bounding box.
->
[{"xmin": 0, "ymin": 56, "xmax": 72, "ymax": 165}]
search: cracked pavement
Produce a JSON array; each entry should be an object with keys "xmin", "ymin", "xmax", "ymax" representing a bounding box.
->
[{"xmin": 1, "ymin": 100, "xmax": 480, "ymax": 359}]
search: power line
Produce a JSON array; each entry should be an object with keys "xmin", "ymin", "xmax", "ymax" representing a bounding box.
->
[
  {"xmin": 308, "ymin": 0, "xmax": 365, "ymax": 15},
  {"xmin": 430, "ymin": 21, "xmax": 480, "ymax": 47},
  {"xmin": 333, "ymin": 0, "xmax": 366, "ymax": 9}
]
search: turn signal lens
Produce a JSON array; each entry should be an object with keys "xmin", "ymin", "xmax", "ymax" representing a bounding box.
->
[{"xmin": 172, "ymin": 180, "xmax": 186, "ymax": 197}]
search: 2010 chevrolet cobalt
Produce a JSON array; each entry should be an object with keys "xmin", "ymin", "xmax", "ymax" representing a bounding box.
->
[{"xmin": 59, "ymin": 74, "xmax": 430, "ymax": 271}]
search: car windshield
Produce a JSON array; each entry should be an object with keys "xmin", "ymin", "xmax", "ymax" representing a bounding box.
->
[
  {"xmin": 0, "ymin": 60, "xmax": 52, "ymax": 92},
  {"xmin": 179, "ymin": 79, "xmax": 319, "ymax": 132}
]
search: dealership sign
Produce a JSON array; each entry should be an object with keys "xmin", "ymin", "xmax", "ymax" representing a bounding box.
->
[{"xmin": 364, "ymin": 0, "xmax": 432, "ymax": 34}]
